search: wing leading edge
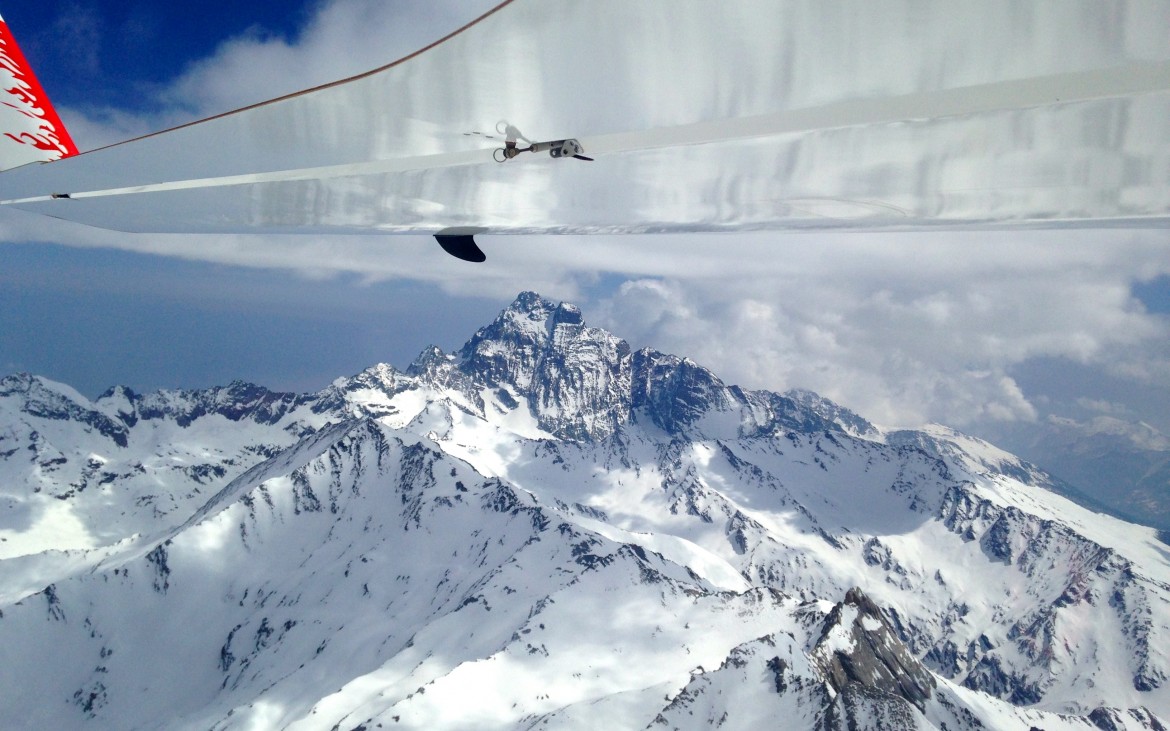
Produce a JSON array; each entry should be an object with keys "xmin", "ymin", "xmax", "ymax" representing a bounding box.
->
[{"xmin": 1, "ymin": 0, "xmax": 1169, "ymax": 262}]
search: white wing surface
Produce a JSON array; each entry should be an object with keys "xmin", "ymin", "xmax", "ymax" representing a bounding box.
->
[{"xmin": 1, "ymin": 0, "xmax": 1168, "ymax": 241}]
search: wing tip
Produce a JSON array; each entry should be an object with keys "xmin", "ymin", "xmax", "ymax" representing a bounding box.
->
[{"xmin": 0, "ymin": 14, "xmax": 80, "ymax": 171}]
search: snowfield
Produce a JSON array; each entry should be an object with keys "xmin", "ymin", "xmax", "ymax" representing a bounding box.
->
[{"xmin": 1, "ymin": 292, "xmax": 1168, "ymax": 730}]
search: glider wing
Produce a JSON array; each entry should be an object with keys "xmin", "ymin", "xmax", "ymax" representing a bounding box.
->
[{"xmin": 0, "ymin": 0, "xmax": 1168, "ymax": 240}]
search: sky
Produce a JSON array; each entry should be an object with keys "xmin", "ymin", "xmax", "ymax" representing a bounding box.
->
[{"xmin": 1, "ymin": 0, "xmax": 1169, "ymax": 458}]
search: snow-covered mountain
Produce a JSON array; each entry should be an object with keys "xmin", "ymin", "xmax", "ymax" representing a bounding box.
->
[
  {"xmin": 987, "ymin": 415, "xmax": 1170, "ymax": 535},
  {"xmin": 2, "ymin": 291, "xmax": 1169, "ymax": 730}
]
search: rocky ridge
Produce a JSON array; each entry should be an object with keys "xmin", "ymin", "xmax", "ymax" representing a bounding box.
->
[{"xmin": 1, "ymin": 292, "xmax": 1168, "ymax": 730}]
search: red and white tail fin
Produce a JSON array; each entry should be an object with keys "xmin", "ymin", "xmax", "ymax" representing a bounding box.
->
[{"xmin": 0, "ymin": 11, "xmax": 78, "ymax": 170}]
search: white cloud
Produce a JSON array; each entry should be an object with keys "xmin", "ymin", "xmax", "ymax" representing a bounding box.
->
[
  {"xmin": 8, "ymin": 0, "xmax": 1170, "ymax": 434},
  {"xmin": 1046, "ymin": 414, "xmax": 1170, "ymax": 452},
  {"xmin": 6, "ymin": 201, "xmax": 1169, "ymax": 431},
  {"xmin": 1076, "ymin": 398, "xmax": 1131, "ymax": 416},
  {"xmin": 60, "ymin": 0, "xmax": 502, "ymax": 149},
  {"xmin": 586, "ymin": 232, "xmax": 1170, "ymax": 429}
]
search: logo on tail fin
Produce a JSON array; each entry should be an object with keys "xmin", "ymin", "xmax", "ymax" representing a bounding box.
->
[{"xmin": 0, "ymin": 12, "xmax": 78, "ymax": 170}]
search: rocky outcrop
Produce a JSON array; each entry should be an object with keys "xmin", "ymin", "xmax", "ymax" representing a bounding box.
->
[
  {"xmin": 1, "ymin": 373, "xmax": 129, "ymax": 447},
  {"xmin": 811, "ymin": 587, "xmax": 935, "ymax": 712},
  {"xmin": 4, "ymin": 291, "xmax": 1169, "ymax": 730}
]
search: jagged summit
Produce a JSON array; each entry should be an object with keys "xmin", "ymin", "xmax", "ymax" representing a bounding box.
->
[
  {"xmin": 394, "ymin": 291, "xmax": 871, "ymax": 443},
  {"xmin": 2, "ymin": 292, "xmax": 1169, "ymax": 730}
]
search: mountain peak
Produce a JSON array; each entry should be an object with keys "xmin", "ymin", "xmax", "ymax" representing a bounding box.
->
[
  {"xmin": 97, "ymin": 384, "xmax": 140, "ymax": 402},
  {"xmin": 1, "ymin": 372, "xmax": 130, "ymax": 447},
  {"xmin": 5, "ymin": 291, "xmax": 1170, "ymax": 729},
  {"xmin": 551, "ymin": 301, "xmax": 583, "ymax": 326},
  {"xmin": 812, "ymin": 587, "xmax": 935, "ymax": 711},
  {"xmin": 447, "ymin": 293, "xmax": 892, "ymax": 442},
  {"xmin": 0, "ymin": 372, "xmax": 91, "ymax": 407},
  {"xmin": 481, "ymin": 292, "xmax": 587, "ymax": 346},
  {"xmin": 509, "ymin": 290, "xmax": 559, "ymax": 316},
  {"xmin": 406, "ymin": 345, "xmax": 451, "ymax": 377}
]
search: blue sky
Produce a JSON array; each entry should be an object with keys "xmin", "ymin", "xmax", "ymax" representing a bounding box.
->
[
  {"xmin": 2, "ymin": 0, "xmax": 506, "ymax": 395},
  {"xmin": 0, "ymin": 241, "xmax": 497, "ymax": 395},
  {"xmin": 1, "ymin": 0, "xmax": 1169, "ymax": 456},
  {"xmin": 4, "ymin": 1, "xmax": 313, "ymax": 108}
]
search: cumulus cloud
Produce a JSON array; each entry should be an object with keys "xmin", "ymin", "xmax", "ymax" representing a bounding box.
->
[
  {"xmin": 60, "ymin": 0, "xmax": 502, "ymax": 149},
  {"xmin": 6, "ymin": 0, "xmax": 1170, "ymax": 435},
  {"xmin": 587, "ymin": 232, "xmax": 1170, "ymax": 429},
  {"xmin": 5, "ymin": 206, "xmax": 1169, "ymax": 431}
]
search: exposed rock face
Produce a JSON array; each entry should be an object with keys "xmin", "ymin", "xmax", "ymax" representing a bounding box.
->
[
  {"xmin": 812, "ymin": 588, "xmax": 935, "ymax": 711},
  {"xmin": 1090, "ymin": 706, "xmax": 1170, "ymax": 731},
  {"xmin": 938, "ymin": 484, "xmax": 1168, "ymax": 699},
  {"xmin": 2, "ymin": 292, "xmax": 1169, "ymax": 730},
  {"xmin": 444, "ymin": 292, "xmax": 875, "ymax": 442},
  {"xmin": 459, "ymin": 293, "xmax": 632, "ymax": 440},
  {"xmin": 1, "ymin": 373, "xmax": 130, "ymax": 447},
  {"xmin": 821, "ymin": 683, "xmax": 922, "ymax": 731}
]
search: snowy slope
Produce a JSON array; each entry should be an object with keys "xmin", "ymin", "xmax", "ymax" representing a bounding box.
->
[{"xmin": 1, "ymin": 292, "xmax": 1168, "ymax": 730}]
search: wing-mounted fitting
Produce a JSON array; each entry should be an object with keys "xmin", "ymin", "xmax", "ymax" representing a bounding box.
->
[{"xmin": 494, "ymin": 138, "xmax": 593, "ymax": 162}]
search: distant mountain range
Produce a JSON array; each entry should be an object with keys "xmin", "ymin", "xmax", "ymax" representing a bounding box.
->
[
  {"xmin": 1, "ymin": 292, "xmax": 1168, "ymax": 730},
  {"xmin": 988, "ymin": 415, "xmax": 1170, "ymax": 536}
]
